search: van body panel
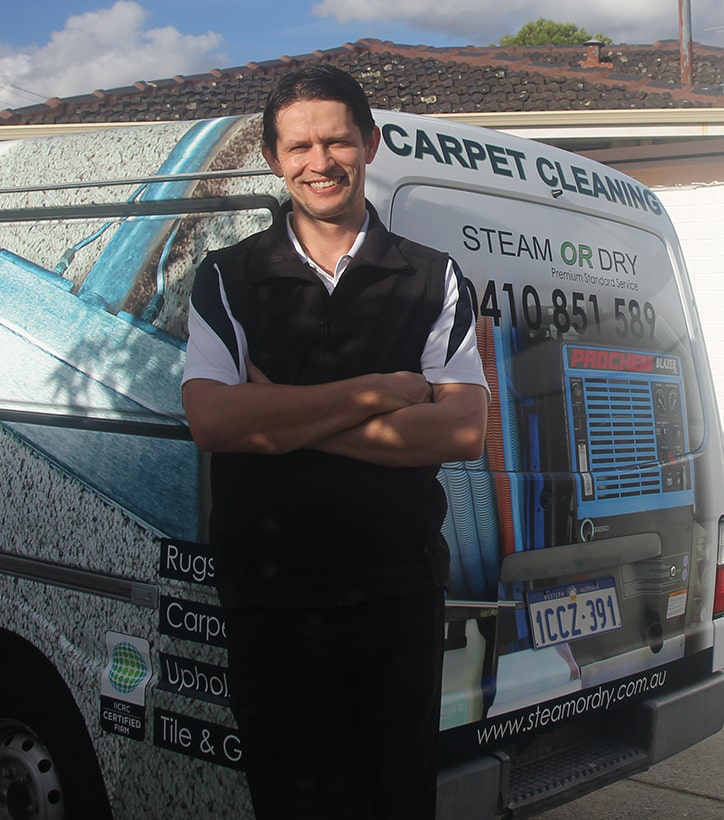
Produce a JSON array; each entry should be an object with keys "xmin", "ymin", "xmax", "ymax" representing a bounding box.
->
[{"xmin": 0, "ymin": 112, "xmax": 721, "ymax": 819}]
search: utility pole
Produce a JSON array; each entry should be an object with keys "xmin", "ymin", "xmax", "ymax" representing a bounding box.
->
[{"xmin": 679, "ymin": 0, "xmax": 694, "ymax": 86}]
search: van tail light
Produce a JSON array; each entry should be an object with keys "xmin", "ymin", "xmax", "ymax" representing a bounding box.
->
[
  {"xmin": 716, "ymin": 566, "xmax": 724, "ymax": 618},
  {"xmin": 715, "ymin": 518, "xmax": 724, "ymax": 618}
]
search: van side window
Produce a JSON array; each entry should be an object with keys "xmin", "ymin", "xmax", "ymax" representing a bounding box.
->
[{"xmin": 0, "ymin": 118, "xmax": 280, "ymax": 541}]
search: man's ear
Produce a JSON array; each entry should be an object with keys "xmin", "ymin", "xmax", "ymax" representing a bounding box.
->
[
  {"xmin": 365, "ymin": 126, "xmax": 382, "ymax": 165},
  {"xmin": 261, "ymin": 143, "xmax": 283, "ymax": 177}
]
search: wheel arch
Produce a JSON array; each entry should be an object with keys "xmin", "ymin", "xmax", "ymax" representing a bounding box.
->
[{"xmin": 0, "ymin": 626, "xmax": 113, "ymax": 819}]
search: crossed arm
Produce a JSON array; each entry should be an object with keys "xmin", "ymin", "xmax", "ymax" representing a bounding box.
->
[{"xmin": 182, "ymin": 367, "xmax": 487, "ymax": 468}]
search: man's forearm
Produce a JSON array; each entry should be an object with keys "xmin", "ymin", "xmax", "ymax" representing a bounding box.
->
[
  {"xmin": 182, "ymin": 372, "xmax": 432, "ymax": 454},
  {"xmin": 314, "ymin": 383, "xmax": 488, "ymax": 467}
]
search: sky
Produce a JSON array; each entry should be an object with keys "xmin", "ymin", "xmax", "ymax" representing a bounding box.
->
[{"xmin": 1, "ymin": 0, "xmax": 723, "ymax": 110}]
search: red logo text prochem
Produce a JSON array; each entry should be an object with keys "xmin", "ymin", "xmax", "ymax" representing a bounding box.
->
[{"xmin": 569, "ymin": 347, "xmax": 654, "ymax": 373}]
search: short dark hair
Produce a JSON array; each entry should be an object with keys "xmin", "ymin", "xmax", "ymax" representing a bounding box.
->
[{"xmin": 262, "ymin": 64, "xmax": 375, "ymax": 154}]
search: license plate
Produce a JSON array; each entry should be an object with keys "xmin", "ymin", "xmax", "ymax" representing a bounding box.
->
[{"xmin": 527, "ymin": 577, "xmax": 622, "ymax": 649}]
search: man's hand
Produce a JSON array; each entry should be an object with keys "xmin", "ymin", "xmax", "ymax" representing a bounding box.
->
[
  {"xmin": 374, "ymin": 370, "xmax": 433, "ymax": 409},
  {"xmin": 245, "ymin": 358, "xmax": 271, "ymax": 384},
  {"xmin": 315, "ymin": 382, "xmax": 488, "ymax": 467}
]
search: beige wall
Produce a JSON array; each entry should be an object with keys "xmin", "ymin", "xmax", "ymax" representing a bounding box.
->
[
  {"xmin": 582, "ymin": 138, "xmax": 724, "ymax": 188},
  {"xmin": 657, "ymin": 183, "xmax": 724, "ymax": 426}
]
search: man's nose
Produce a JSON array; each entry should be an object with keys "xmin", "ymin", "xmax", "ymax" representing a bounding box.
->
[{"xmin": 308, "ymin": 143, "xmax": 334, "ymax": 171}]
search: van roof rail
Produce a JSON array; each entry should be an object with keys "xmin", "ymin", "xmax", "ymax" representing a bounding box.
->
[
  {"xmin": 0, "ymin": 166, "xmax": 274, "ymax": 196},
  {"xmin": 0, "ymin": 193, "xmax": 280, "ymax": 223}
]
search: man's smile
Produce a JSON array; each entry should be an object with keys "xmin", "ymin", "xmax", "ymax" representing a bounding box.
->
[{"xmin": 307, "ymin": 178, "xmax": 344, "ymax": 191}]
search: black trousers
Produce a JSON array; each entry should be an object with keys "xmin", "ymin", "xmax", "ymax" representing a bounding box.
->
[{"xmin": 224, "ymin": 589, "xmax": 445, "ymax": 820}]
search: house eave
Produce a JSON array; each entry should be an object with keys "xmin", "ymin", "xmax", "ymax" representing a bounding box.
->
[{"xmin": 433, "ymin": 108, "xmax": 724, "ymax": 140}]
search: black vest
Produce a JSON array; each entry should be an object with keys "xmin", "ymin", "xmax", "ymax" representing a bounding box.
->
[{"xmin": 207, "ymin": 204, "xmax": 450, "ymax": 606}]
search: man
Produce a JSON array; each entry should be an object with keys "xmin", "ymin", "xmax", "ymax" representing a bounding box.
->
[{"xmin": 182, "ymin": 64, "xmax": 488, "ymax": 820}]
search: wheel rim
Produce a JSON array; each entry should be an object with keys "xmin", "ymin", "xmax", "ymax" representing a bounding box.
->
[{"xmin": 0, "ymin": 722, "xmax": 64, "ymax": 820}]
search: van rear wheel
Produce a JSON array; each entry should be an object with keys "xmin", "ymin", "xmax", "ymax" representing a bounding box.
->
[
  {"xmin": 0, "ymin": 720, "xmax": 64, "ymax": 820},
  {"xmin": 0, "ymin": 657, "xmax": 111, "ymax": 820}
]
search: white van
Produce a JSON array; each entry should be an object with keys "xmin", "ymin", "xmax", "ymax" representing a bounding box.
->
[{"xmin": 0, "ymin": 111, "xmax": 722, "ymax": 820}]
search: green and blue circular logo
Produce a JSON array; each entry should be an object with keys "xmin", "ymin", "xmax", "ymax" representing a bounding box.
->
[{"xmin": 108, "ymin": 641, "xmax": 148, "ymax": 694}]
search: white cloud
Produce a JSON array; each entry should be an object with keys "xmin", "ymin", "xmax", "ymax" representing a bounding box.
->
[
  {"xmin": 312, "ymin": 0, "xmax": 724, "ymax": 46},
  {"xmin": 0, "ymin": 1, "xmax": 225, "ymax": 110}
]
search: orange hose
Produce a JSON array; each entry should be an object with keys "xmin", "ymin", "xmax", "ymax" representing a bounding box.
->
[{"xmin": 477, "ymin": 316, "xmax": 517, "ymax": 557}]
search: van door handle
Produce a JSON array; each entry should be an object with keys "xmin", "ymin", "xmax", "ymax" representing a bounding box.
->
[{"xmin": 500, "ymin": 532, "xmax": 662, "ymax": 582}]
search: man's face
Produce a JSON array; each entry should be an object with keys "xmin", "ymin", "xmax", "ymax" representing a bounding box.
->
[{"xmin": 262, "ymin": 98, "xmax": 380, "ymax": 227}]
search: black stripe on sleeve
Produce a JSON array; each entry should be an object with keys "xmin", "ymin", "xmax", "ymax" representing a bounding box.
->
[
  {"xmin": 190, "ymin": 258, "xmax": 240, "ymax": 372},
  {"xmin": 445, "ymin": 258, "xmax": 474, "ymax": 365}
]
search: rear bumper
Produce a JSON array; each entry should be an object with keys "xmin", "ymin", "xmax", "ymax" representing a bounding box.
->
[
  {"xmin": 436, "ymin": 670, "xmax": 724, "ymax": 820},
  {"xmin": 642, "ymin": 669, "xmax": 724, "ymax": 763}
]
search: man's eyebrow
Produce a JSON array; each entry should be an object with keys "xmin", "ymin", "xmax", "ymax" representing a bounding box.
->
[{"xmin": 281, "ymin": 132, "xmax": 354, "ymax": 149}]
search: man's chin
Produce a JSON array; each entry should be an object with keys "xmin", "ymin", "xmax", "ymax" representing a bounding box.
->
[{"xmin": 295, "ymin": 197, "xmax": 362, "ymax": 224}]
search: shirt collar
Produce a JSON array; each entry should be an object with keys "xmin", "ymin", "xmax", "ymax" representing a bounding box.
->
[
  {"xmin": 246, "ymin": 200, "xmax": 412, "ymax": 283},
  {"xmin": 285, "ymin": 210, "xmax": 370, "ymax": 293}
]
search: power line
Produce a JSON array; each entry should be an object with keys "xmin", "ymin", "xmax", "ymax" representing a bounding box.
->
[
  {"xmin": 0, "ymin": 79, "xmax": 48, "ymax": 110},
  {"xmin": 0, "ymin": 80, "xmax": 47, "ymax": 100}
]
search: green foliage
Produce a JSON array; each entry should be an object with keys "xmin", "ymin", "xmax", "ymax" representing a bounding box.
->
[{"xmin": 499, "ymin": 18, "xmax": 613, "ymax": 46}]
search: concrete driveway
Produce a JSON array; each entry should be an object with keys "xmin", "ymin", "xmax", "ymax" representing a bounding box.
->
[{"xmin": 536, "ymin": 726, "xmax": 723, "ymax": 819}]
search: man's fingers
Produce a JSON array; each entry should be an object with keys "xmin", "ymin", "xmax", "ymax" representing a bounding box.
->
[{"xmin": 246, "ymin": 358, "xmax": 272, "ymax": 384}]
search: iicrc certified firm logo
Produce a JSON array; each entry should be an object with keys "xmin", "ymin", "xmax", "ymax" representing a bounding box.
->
[
  {"xmin": 101, "ymin": 632, "xmax": 152, "ymax": 706},
  {"xmin": 100, "ymin": 632, "xmax": 153, "ymax": 741},
  {"xmin": 109, "ymin": 641, "xmax": 148, "ymax": 694}
]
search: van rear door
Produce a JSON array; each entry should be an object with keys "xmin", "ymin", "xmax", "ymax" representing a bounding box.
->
[{"xmin": 386, "ymin": 177, "xmax": 711, "ymax": 732}]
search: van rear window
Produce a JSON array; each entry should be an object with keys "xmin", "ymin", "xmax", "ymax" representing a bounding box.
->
[{"xmin": 392, "ymin": 184, "xmax": 703, "ymax": 603}]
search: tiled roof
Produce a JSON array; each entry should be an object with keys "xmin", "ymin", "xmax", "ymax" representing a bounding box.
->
[{"xmin": 2, "ymin": 37, "xmax": 723, "ymax": 126}]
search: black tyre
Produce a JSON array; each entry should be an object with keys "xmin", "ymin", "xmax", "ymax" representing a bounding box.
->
[{"xmin": 0, "ymin": 655, "xmax": 111, "ymax": 820}]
